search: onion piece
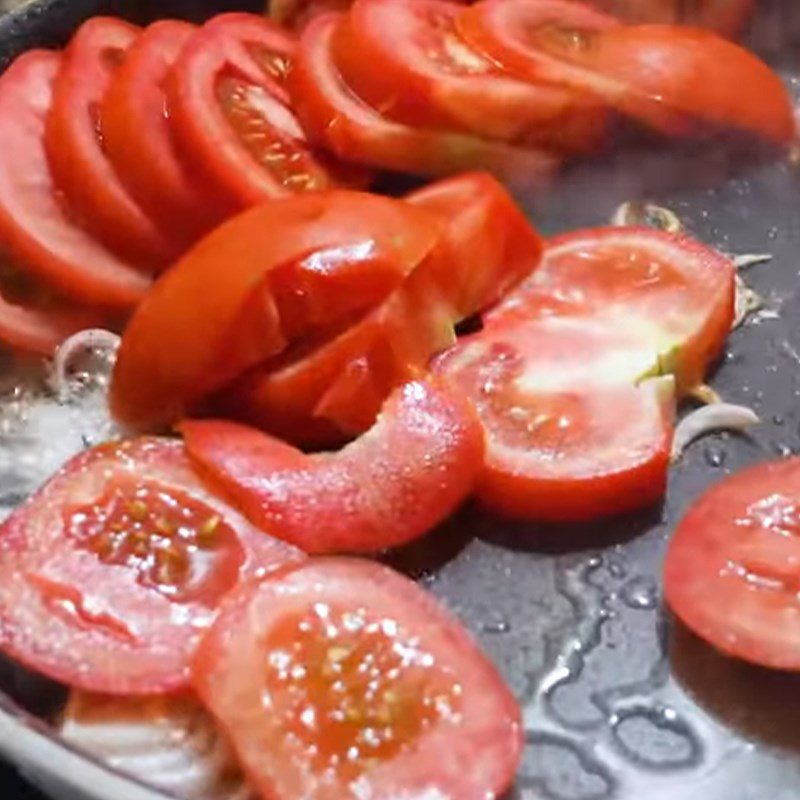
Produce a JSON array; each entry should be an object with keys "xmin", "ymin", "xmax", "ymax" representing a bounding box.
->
[
  {"xmin": 671, "ymin": 403, "xmax": 760, "ymax": 460},
  {"xmin": 610, "ymin": 201, "xmax": 682, "ymax": 233},
  {"xmin": 733, "ymin": 274, "xmax": 763, "ymax": 329},
  {"xmin": 49, "ymin": 328, "xmax": 120, "ymax": 399},
  {"xmin": 733, "ymin": 253, "xmax": 772, "ymax": 270},
  {"xmin": 60, "ymin": 692, "xmax": 254, "ymax": 800}
]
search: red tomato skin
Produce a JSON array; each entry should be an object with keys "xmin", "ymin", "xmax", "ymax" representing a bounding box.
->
[
  {"xmin": 45, "ymin": 18, "xmax": 177, "ymax": 268},
  {"xmin": 192, "ymin": 558, "xmax": 522, "ymax": 800},
  {"xmin": 0, "ymin": 438, "xmax": 302, "ymax": 694},
  {"xmin": 289, "ymin": 13, "xmax": 560, "ymax": 184},
  {"xmin": 182, "ymin": 380, "xmax": 484, "ymax": 554},
  {"xmin": 111, "ymin": 192, "xmax": 442, "ymax": 429},
  {"xmin": 100, "ymin": 20, "xmax": 225, "ymax": 247},
  {"xmin": 334, "ymin": 0, "xmax": 608, "ymax": 153},
  {"xmin": 406, "ymin": 171, "xmax": 543, "ymax": 317},
  {"xmin": 166, "ymin": 21, "xmax": 335, "ymax": 210},
  {"xmin": 665, "ymin": 457, "xmax": 800, "ymax": 671},
  {"xmin": 0, "ymin": 50, "xmax": 149, "ymax": 309}
]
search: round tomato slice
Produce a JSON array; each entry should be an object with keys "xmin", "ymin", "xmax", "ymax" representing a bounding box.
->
[
  {"xmin": 459, "ymin": 1, "xmax": 793, "ymax": 143},
  {"xmin": 271, "ymin": 0, "xmax": 354, "ymax": 29},
  {"xmin": 488, "ymin": 227, "xmax": 735, "ymax": 393},
  {"xmin": 166, "ymin": 21, "xmax": 336, "ymax": 209},
  {"xmin": 334, "ymin": 0, "xmax": 608, "ymax": 153},
  {"xmin": 45, "ymin": 17, "xmax": 177, "ymax": 268},
  {"xmin": 100, "ymin": 20, "xmax": 224, "ymax": 247},
  {"xmin": 0, "ymin": 437, "xmax": 301, "ymax": 694},
  {"xmin": 182, "ymin": 380, "xmax": 483, "ymax": 554},
  {"xmin": 192, "ymin": 559, "xmax": 522, "ymax": 799},
  {"xmin": 111, "ymin": 192, "xmax": 442, "ymax": 428},
  {"xmin": 406, "ymin": 172, "xmax": 543, "ymax": 318},
  {"xmin": 664, "ymin": 457, "xmax": 800, "ymax": 671},
  {"xmin": 435, "ymin": 316, "xmax": 675, "ymax": 521},
  {"xmin": 0, "ymin": 51, "xmax": 149, "ymax": 310},
  {"xmin": 290, "ymin": 13, "xmax": 560, "ymax": 183}
]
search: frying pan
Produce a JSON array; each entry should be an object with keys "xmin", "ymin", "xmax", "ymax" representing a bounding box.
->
[{"xmin": 2, "ymin": 0, "xmax": 800, "ymax": 797}]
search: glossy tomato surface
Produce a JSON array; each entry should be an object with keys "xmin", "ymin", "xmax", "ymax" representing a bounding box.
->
[
  {"xmin": 101, "ymin": 20, "xmax": 223, "ymax": 246},
  {"xmin": 665, "ymin": 457, "xmax": 800, "ymax": 671},
  {"xmin": 334, "ymin": 0, "xmax": 608, "ymax": 152},
  {"xmin": 193, "ymin": 558, "xmax": 522, "ymax": 800},
  {"xmin": 0, "ymin": 50, "xmax": 149, "ymax": 310},
  {"xmin": 290, "ymin": 13, "xmax": 560, "ymax": 183},
  {"xmin": 183, "ymin": 381, "xmax": 484, "ymax": 554},
  {"xmin": 45, "ymin": 17, "xmax": 176, "ymax": 267},
  {"xmin": 0, "ymin": 438, "xmax": 301, "ymax": 694},
  {"xmin": 111, "ymin": 192, "xmax": 442, "ymax": 428}
]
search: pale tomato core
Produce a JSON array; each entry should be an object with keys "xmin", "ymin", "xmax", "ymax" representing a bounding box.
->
[{"xmin": 262, "ymin": 603, "xmax": 463, "ymax": 782}]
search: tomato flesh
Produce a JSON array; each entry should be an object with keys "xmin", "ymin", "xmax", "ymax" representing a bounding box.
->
[
  {"xmin": 0, "ymin": 438, "xmax": 301, "ymax": 693},
  {"xmin": 334, "ymin": 0, "xmax": 608, "ymax": 153},
  {"xmin": 665, "ymin": 458, "xmax": 800, "ymax": 671},
  {"xmin": 111, "ymin": 192, "xmax": 442, "ymax": 428},
  {"xmin": 192, "ymin": 559, "xmax": 522, "ymax": 800},
  {"xmin": 183, "ymin": 380, "xmax": 484, "ymax": 554},
  {"xmin": 0, "ymin": 51, "xmax": 149, "ymax": 310},
  {"xmin": 100, "ymin": 20, "xmax": 224, "ymax": 247},
  {"xmin": 290, "ymin": 13, "xmax": 560, "ymax": 184},
  {"xmin": 45, "ymin": 17, "xmax": 176, "ymax": 267}
]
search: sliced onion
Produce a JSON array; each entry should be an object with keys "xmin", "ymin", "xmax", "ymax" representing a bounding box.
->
[
  {"xmin": 49, "ymin": 329, "xmax": 120, "ymax": 398},
  {"xmin": 733, "ymin": 274, "xmax": 763, "ymax": 329},
  {"xmin": 610, "ymin": 201, "xmax": 682, "ymax": 233},
  {"xmin": 60, "ymin": 692, "xmax": 253, "ymax": 800},
  {"xmin": 732, "ymin": 253, "xmax": 772, "ymax": 270},
  {"xmin": 672, "ymin": 403, "xmax": 760, "ymax": 460}
]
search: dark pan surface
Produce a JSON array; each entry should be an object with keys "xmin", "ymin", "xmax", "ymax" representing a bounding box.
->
[{"xmin": 3, "ymin": 0, "xmax": 800, "ymax": 798}]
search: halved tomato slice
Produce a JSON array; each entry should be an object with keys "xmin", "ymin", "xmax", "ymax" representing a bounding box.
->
[
  {"xmin": 334, "ymin": 0, "xmax": 608, "ymax": 153},
  {"xmin": 45, "ymin": 17, "xmax": 177, "ymax": 268},
  {"xmin": 193, "ymin": 559, "xmax": 522, "ymax": 799},
  {"xmin": 101, "ymin": 20, "xmax": 224, "ymax": 247},
  {"xmin": 111, "ymin": 192, "xmax": 441, "ymax": 428},
  {"xmin": 166, "ymin": 20, "xmax": 336, "ymax": 209},
  {"xmin": 435, "ymin": 315, "xmax": 675, "ymax": 521},
  {"xmin": 665, "ymin": 457, "xmax": 800, "ymax": 671},
  {"xmin": 0, "ymin": 437, "xmax": 301, "ymax": 694},
  {"xmin": 488, "ymin": 227, "xmax": 736, "ymax": 393},
  {"xmin": 0, "ymin": 51, "xmax": 149, "ymax": 310},
  {"xmin": 290, "ymin": 13, "xmax": 560, "ymax": 183},
  {"xmin": 182, "ymin": 380, "xmax": 483, "ymax": 554},
  {"xmin": 458, "ymin": 0, "xmax": 794, "ymax": 143},
  {"xmin": 270, "ymin": 0, "xmax": 353, "ymax": 29}
]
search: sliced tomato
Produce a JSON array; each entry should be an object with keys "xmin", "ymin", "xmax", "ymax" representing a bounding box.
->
[
  {"xmin": 271, "ymin": 0, "xmax": 354, "ymax": 29},
  {"xmin": 45, "ymin": 18, "xmax": 177, "ymax": 268},
  {"xmin": 193, "ymin": 559, "xmax": 522, "ymax": 798},
  {"xmin": 0, "ymin": 51, "xmax": 149, "ymax": 310},
  {"xmin": 290, "ymin": 13, "xmax": 560, "ymax": 183},
  {"xmin": 589, "ymin": 0, "xmax": 755, "ymax": 37},
  {"xmin": 406, "ymin": 172, "xmax": 542, "ymax": 318},
  {"xmin": 333, "ymin": 0, "xmax": 608, "ymax": 153},
  {"xmin": 664, "ymin": 457, "xmax": 800, "ymax": 671},
  {"xmin": 183, "ymin": 380, "xmax": 483, "ymax": 553},
  {"xmin": 488, "ymin": 227, "xmax": 735, "ymax": 393},
  {"xmin": 100, "ymin": 20, "xmax": 224, "ymax": 247},
  {"xmin": 435, "ymin": 315, "xmax": 675, "ymax": 521},
  {"xmin": 166, "ymin": 21, "xmax": 337, "ymax": 209},
  {"xmin": 111, "ymin": 192, "xmax": 442, "ymax": 428},
  {"xmin": 0, "ymin": 437, "xmax": 301, "ymax": 694},
  {"xmin": 458, "ymin": 1, "xmax": 794, "ymax": 144}
]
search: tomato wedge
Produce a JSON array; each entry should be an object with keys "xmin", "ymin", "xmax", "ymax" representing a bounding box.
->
[
  {"xmin": 45, "ymin": 18, "xmax": 176, "ymax": 268},
  {"xmin": 488, "ymin": 227, "xmax": 735, "ymax": 393},
  {"xmin": 193, "ymin": 559, "xmax": 522, "ymax": 799},
  {"xmin": 111, "ymin": 192, "xmax": 442, "ymax": 428},
  {"xmin": 166, "ymin": 20, "xmax": 336, "ymax": 209},
  {"xmin": 333, "ymin": 0, "xmax": 608, "ymax": 153},
  {"xmin": 290, "ymin": 13, "xmax": 560, "ymax": 183},
  {"xmin": 458, "ymin": 1, "xmax": 794, "ymax": 144},
  {"xmin": 665, "ymin": 457, "xmax": 800, "ymax": 671},
  {"xmin": 101, "ymin": 20, "xmax": 224, "ymax": 247},
  {"xmin": 0, "ymin": 51, "xmax": 149, "ymax": 310},
  {"xmin": 183, "ymin": 380, "xmax": 483, "ymax": 554},
  {"xmin": 0, "ymin": 437, "xmax": 301, "ymax": 694},
  {"xmin": 435, "ymin": 315, "xmax": 675, "ymax": 521}
]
